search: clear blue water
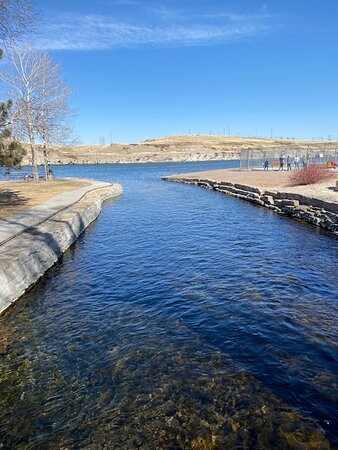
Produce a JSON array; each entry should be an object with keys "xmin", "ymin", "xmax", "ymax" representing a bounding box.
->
[{"xmin": 0, "ymin": 161, "xmax": 337, "ymax": 449}]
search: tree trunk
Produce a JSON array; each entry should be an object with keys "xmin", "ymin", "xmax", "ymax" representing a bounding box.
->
[
  {"xmin": 29, "ymin": 134, "xmax": 38, "ymax": 181},
  {"xmin": 27, "ymin": 98, "xmax": 38, "ymax": 181},
  {"xmin": 43, "ymin": 143, "xmax": 49, "ymax": 181}
]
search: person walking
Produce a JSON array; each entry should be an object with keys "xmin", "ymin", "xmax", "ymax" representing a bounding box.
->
[
  {"xmin": 287, "ymin": 155, "xmax": 292, "ymax": 171},
  {"xmin": 294, "ymin": 155, "xmax": 300, "ymax": 170},
  {"xmin": 263, "ymin": 159, "xmax": 269, "ymax": 170},
  {"xmin": 48, "ymin": 168, "xmax": 55, "ymax": 179},
  {"xmin": 279, "ymin": 155, "xmax": 285, "ymax": 171}
]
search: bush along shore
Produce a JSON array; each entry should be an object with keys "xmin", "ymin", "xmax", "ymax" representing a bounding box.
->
[{"xmin": 163, "ymin": 176, "xmax": 338, "ymax": 237}]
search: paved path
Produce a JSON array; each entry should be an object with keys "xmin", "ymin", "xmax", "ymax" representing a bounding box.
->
[{"xmin": 0, "ymin": 179, "xmax": 113, "ymax": 245}]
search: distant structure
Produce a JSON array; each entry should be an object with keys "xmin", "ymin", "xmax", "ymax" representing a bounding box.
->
[{"xmin": 240, "ymin": 146, "xmax": 338, "ymax": 169}]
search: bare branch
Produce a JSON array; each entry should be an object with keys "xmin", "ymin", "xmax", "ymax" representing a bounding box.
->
[
  {"xmin": 0, "ymin": 0, "xmax": 37, "ymax": 40},
  {"xmin": 0, "ymin": 42, "xmax": 74, "ymax": 179}
]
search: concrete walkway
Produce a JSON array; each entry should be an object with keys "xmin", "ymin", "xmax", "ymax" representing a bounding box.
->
[{"xmin": 0, "ymin": 179, "xmax": 113, "ymax": 246}]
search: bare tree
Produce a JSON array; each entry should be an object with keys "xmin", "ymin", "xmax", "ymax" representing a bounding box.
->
[
  {"xmin": 0, "ymin": 1, "xmax": 37, "ymax": 177},
  {"xmin": 0, "ymin": 43, "xmax": 74, "ymax": 180},
  {"xmin": 0, "ymin": 43, "xmax": 43, "ymax": 179},
  {"xmin": 33, "ymin": 53, "xmax": 74, "ymax": 180},
  {"xmin": 0, "ymin": 0, "xmax": 37, "ymax": 41}
]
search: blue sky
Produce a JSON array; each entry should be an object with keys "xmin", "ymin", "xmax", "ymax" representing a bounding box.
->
[{"xmin": 31, "ymin": 0, "xmax": 338, "ymax": 144}]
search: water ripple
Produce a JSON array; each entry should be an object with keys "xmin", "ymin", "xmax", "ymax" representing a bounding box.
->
[{"xmin": 0, "ymin": 161, "xmax": 337, "ymax": 449}]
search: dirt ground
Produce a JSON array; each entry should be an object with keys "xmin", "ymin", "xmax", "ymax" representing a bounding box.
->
[
  {"xmin": 171, "ymin": 169, "xmax": 293, "ymax": 189},
  {"xmin": 0, "ymin": 179, "xmax": 90, "ymax": 219},
  {"xmin": 169, "ymin": 169, "xmax": 338, "ymax": 203}
]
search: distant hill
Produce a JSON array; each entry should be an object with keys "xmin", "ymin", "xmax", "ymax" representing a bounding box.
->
[{"xmin": 22, "ymin": 135, "xmax": 337, "ymax": 165}]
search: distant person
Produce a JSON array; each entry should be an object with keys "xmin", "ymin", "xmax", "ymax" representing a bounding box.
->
[
  {"xmin": 294, "ymin": 155, "xmax": 300, "ymax": 170},
  {"xmin": 302, "ymin": 156, "xmax": 307, "ymax": 169},
  {"xmin": 263, "ymin": 159, "xmax": 269, "ymax": 170},
  {"xmin": 287, "ymin": 155, "xmax": 292, "ymax": 171},
  {"xmin": 48, "ymin": 168, "xmax": 54, "ymax": 179},
  {"xmin": 279, "ymin": 155, "xmax": 285, "ymax": 171}
]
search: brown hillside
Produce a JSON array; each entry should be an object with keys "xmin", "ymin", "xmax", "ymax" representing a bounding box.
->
[{"xmin": 21, "ymin": 135, "xmax": 337, "ymax": 165}]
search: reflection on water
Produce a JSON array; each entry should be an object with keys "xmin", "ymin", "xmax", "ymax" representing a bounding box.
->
[{"xmin": 0, "ymin": 161, "xmax": 337, "ymax": 449}]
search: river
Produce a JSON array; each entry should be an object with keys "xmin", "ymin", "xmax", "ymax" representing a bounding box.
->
[{"xmin": 0, "ymin": 161, "xmax": 337, "ymax": 449}]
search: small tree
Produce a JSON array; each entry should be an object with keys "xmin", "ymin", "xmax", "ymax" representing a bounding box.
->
[
  {"xmin": 0, "ymin": 61, "xmax": 25, "ymax": 177},
  {"xmin": 0, "ymin": 50, "xmax": 13, "ymax": 142},
  {"xmin": 1, "ymin": 43, "xmax": 74, "ymax": 181},
  {"xmin": 0, "ymin": 140, "xmax": 26, "ymax": 178},
  {"xmin": 33, "ymin": 53, "xmax": 74, "ymax": 180},
  {"xmin": 0, "ymin": 43, "xmax": 48, "ymax": 180},
  {"xmin": 0, "ymin": 99, "xmax": 12, "ymax": 138}
]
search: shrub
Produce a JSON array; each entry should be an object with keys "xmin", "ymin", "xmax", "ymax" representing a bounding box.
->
[
  {"xmin": 288, "ymin": 164, "xmax": 336, "ymax": 186},
  {"xmin": 0, "ymin": 141, "xmax": 26, "ymax": 168}
]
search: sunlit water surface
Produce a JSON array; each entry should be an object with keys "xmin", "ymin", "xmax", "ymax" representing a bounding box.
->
[{"xmin": 0, "ymin": 161, "xmax": 337, "ymax": 449}]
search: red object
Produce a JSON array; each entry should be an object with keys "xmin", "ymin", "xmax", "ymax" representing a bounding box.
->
[{"xmin": 289, "ymin": 164, "xmax": 336, "ymax": 185}]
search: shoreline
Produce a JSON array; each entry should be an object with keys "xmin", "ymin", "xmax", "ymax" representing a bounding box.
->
[
  {"xmin": 20, "ymin": 134, "xmax": 338, "ymax": 166},
  {"xmin": 0, "ymin": 180, "xmax": 123, "ymax": 315},
  {"xmin": 163, "ymin": 170, "xmax": 338, "ymax": 237},
  {"xmin": 21, "ymin": 155, "xmax": 239, "ymax": 167}
]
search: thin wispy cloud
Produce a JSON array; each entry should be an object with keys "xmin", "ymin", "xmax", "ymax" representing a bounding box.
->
[{"xmin": 31, "ymin": 8, "xmax": 272, "ymax": 51}]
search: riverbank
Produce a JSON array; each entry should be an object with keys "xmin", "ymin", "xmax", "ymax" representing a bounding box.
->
[
  {"xmin": 163, "ymin": 169, "xmax": 338, "ymax": 236},
  {"xmin": 0, "ymin": 179, "xmax": 91, "ymax": 219},
  {"xmin": 21, "ymin": 134, "xmax": 338, "ymax": 165},
  {"xmin": 0, "ymin": 179, "xmax": 123, "ymax": 314}
]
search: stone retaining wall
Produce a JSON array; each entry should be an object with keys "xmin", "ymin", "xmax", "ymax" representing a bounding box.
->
[
  {"xmin": 163, "ymin": 177, "xmax": 338, "ymax": 237},
  {"xmin": 0, "ymin": 184, "xmax": 123, "ymax": 314}
]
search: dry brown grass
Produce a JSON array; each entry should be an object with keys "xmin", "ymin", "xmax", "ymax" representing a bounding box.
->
[
  {"xmin": 141, "ymin": 134, "xmax": 337, "ymax": 147},
  {"xmin": 21, "ymin": 134, "xmax": 338, "ymax": 165},
  {"xmin": 0, "ymin": 179, "xmax": 90, "ymax": 219}
]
